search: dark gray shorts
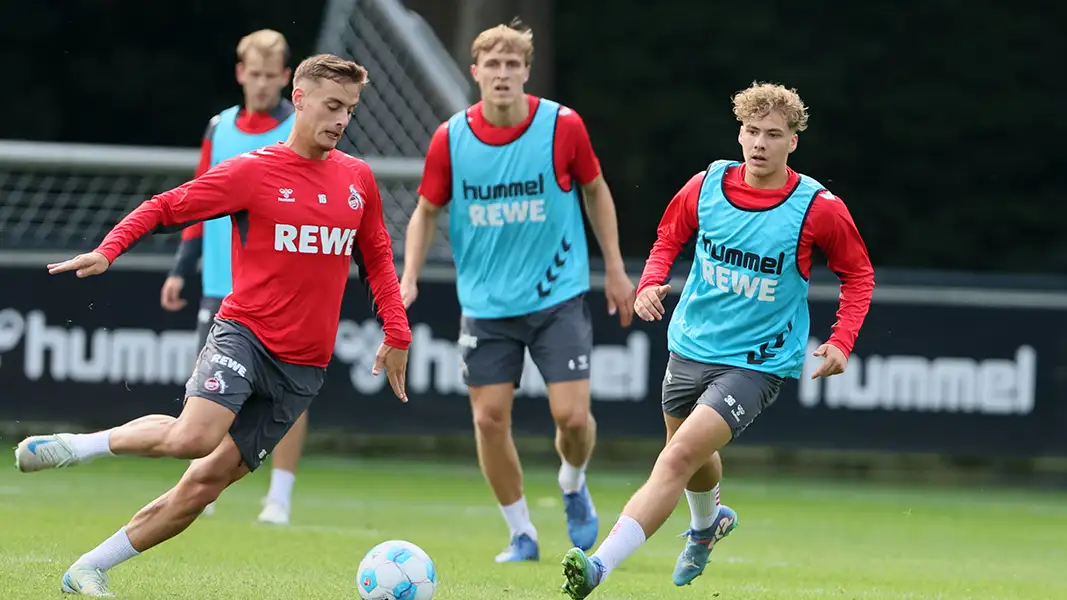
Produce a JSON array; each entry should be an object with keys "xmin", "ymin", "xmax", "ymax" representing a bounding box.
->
[
  {"xmin": 195, "ymin": 296, "xmax": 224, "ymax": 351},
  {"xmin": 661, "ymin": 352, "xmax": 784, "ymax": 439},
  {"xmin": 184, "ymin": 318, "xmax": 325, "ymax": 471},
  {"xmin": 459, "ymin": 293, "xmax": 594, "ymax": 387}
]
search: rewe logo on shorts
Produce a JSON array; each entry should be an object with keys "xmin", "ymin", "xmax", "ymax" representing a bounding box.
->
[
  {"xmin": 274, "ymin": 224, "xmax": 358, "ymax": 255},
  {"xmin": 462, "ymin": 174, "xmax": 547, "ymax": 227},
  {"xmin": 209, "ymin": 353, "xmax": 247, "ymax": 377},
  {"xmin": 699, "ymin": 234, "xmax": 783, "ymax": 302}
]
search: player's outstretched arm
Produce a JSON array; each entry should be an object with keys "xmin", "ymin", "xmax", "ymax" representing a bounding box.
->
[
  {"xmin": 72, "ymin": 156, "xmax": 256, "ymax": 275},
  {"xmin": 634, "ymin": 172, "xmax": 703, "ymax": 321},
  {"xmin": 805, "ymin": 191, "xmax": 876, "ymax": 379}
]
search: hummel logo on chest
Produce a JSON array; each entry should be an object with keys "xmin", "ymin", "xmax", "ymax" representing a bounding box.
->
[{"xmin": 278, "ymin": 188, "xmax": 295, "ymax": 202}]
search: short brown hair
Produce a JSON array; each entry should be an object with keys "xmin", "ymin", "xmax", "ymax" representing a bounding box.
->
[
  {"xmin": 732, "ymin": 82, "xmax": 810, "ymax": 132},
  {"xmin": 471, "ymin": 19, "xmax": 534, "ymax": 65},
  {"xmin": 293, "ymin": 54, "xmax": 369, "ymax": 87},
  {"xmin": 237, "ymin": 29, "xmax": 290, "ymax": 63}
]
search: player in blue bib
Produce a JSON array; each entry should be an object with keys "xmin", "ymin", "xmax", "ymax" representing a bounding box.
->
[
  {"xmin": 158, "ymin": 30, "xmax": 302, "ymax": 525},
  {"xmin": 560, "ymin": 83, "xmax": 876, "ymax": 598},
  {"xmin": 402, "ymin": 22, "xmax": 636, "ymax": 563}
]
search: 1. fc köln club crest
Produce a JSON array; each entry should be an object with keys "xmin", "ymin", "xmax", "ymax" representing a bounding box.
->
[{"xmin": 348, "ymin": 184, "xmax": 364, "ymax": 210}]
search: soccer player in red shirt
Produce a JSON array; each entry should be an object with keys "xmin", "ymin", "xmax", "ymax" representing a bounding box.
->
[
  {"xmin": 159, "ymin": 28, "xmax": 310, "ymax": 526},
  {"xmin": 13, "ymin": 54, "xmax": 411, "ymax": 597},
  {"xmin": 561, "ymin": 83, "xmax": 875, "ymax": 598},
  {"xmin": 401, "ymin": 21, "xmax": 635, "ymax": 563}
]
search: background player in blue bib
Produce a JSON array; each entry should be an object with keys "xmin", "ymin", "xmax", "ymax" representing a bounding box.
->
[
  {"xmin": 560, "ymin": 83, "xmax": 876, "ymax": 598},
  {"xmin": 158, "ymin": 30, "xmax": 304, "ymax": 525},
  {"xmin": 402, "ymin": 21, "xmax": 636, "ymax": 564}
]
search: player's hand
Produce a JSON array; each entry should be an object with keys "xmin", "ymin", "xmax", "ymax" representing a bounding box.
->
[
  {"xmin": 47, "ymin": 252, "xmax": 110, "ymax": 278},
  {"xmin": 160, "ymin": 275, "xmax": 187, "ymax": 311},
  {"xmin": 372, "ymin": 343, "xmax": 408, "ymax": 402},
  {"xmin": 604, "ymin": 269, "xmax": 636, "ymax": 328},
  {"xmin": 810, "ymin": 343, "xmax": 847, "ymax": 379},
  {"xmin": 400, "ymin": 277, "xmax": 418, "ymax": 309},
  {"xmin": 634, "ymin": 284, "xmax": 671, "ymax": 321}
]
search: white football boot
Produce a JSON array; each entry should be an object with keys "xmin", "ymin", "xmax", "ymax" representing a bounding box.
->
[
  {"xmin": 61, "ymin": 564, "xmax": 116, "ymax": 597},
  {"xmin": 15, "ymin": 434, "xmax": 81, "ymax": 472}
]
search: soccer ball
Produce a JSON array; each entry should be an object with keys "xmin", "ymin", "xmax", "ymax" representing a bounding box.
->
[{"xmin": 357, "ymin": 540, "xmax": 437, "ymax": 600}]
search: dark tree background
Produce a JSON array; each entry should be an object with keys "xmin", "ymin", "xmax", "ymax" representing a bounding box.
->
[{"xmin": 2, "ymin": 0, "xmax": 1062, "ymax": 273}]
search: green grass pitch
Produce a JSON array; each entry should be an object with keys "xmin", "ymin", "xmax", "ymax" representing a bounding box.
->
[{"xmin": 1, "ymin": 455, "xmax": 1064, "ymax": 599}]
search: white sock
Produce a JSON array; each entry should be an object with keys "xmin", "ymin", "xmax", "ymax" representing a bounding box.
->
[
  {"xmin": 266, "ymin": 468, "xmax": 296, "ymax": 508},
  {"xmin": 686, "ymin": 484, "xmax": 721, "ymax": 531},
  {"xmin": 499, "ymin": 497, "xmax": 538, "ymax": 541},
  {"xmin": 558, "ymin": 460, "xmax": 588, "ymax": 494},
  {"xmin": 66, "ymin": 430, "xmax": 115, "ymax": 461},
  {"xmin": 75, "ymin": 527, "xmax": 140, "ymax": 571},
  {"xmin": 591, "ymin": 515, "xmax": 646, "ymax": 578}
]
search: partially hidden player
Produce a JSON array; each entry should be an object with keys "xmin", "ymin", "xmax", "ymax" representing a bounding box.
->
[
  {"xmin": 15, "ymin": 54, "xmax": 411, "ymax": 598},
  {"xmin": 159, "ymin": 28, "xmax": 307, "ymax": 525},
  {"xmin": 401, "ymin": 21, "xmax": 635, "ymax": 563},
  {"xmin": 560, "ymin": 82, "xmax": 876, "ymax": 598}
]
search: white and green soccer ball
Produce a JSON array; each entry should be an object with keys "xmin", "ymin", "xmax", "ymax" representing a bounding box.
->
[{"xmin": 357, "ymin": 540, "xmax": 437, "ymax": 600}]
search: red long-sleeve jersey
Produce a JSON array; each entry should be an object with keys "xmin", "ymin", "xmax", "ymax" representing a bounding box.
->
[
  {"xmin": 638, "ymin": 165, "xmax": 875, "ymax": 357},
  {"xmin": 96, "ymin": 143, "xmax": 411, "ymax": 366}
]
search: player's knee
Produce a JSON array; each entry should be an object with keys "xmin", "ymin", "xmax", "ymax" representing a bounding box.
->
[
  {"xmin": 180, "ymin": 462, "xmax": 237, "ymax": 510},
  {"xmin": 472, "ymin": 405, "xmax": 511, "ymax": 438},
  {"xmin": 176, "ymin": 476, "xmax": 226, "ymax": 512},
  {"xmin": 657, "ymin": 441, "xmax": 702, "ymax": 480},
  {"xmin": 552, "ymin": 404, "xmax": 590, "ymax": 435},
  {"xmin": 162, "ymin": 425, "xmax": 223, "ymax": 460}
]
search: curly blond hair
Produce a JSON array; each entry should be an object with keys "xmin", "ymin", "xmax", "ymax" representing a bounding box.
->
[
  {"xmin": 471, "ymin": 19, "xmax": 534, "ymax": 65},
  {"xmin": 732, "ymin": 82, "xmax": 809, "ymax": 132}
]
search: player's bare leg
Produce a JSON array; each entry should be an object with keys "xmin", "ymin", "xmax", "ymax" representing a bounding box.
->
[
  {"xmin": 470, "ymin": 383, "xmax": 538, "ymax": 562},
  {"xmin": 258, "ymin": 409, "xmax": 309, "ymax": 525},
  {"xmin": 548, "ymin": 378, "xmax": 600, "ymax": 551},
  {"xmin": 664, "ymin": 413, "xmax": 733, "ymax": 586},
  {"xmin": 15, "ymin": 397, "xmax": 236, "ymax": 473},
  {"xmin": 61, "ymin": 435, "xmax": 249, "ymax": 596},
  {"xmin": 562, "ymin": 405, "xmax": 733, "ymax": 598}
]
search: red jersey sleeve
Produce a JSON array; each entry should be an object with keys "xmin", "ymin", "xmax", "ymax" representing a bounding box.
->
[
  {"xmin": 555, "ymin": 107, "xmax": 601, "ymax": 187},
  {"xmin": 637, "ymin": 172, "xmax": 703, "ymax": 295},
  {"xmin": 179, "ymin": 116, "xmax": 218, "ymax": 241},
  {"xmin": 417, "ymin": 123, "xmax": 452, "ymax": 206},
  {"xmin": 94, "ymin": 155, "xmax": 257, "ymax": 264},
  {"xmin": 800, "ymin": 191, "xmax": 875, "ymax": 357},
  {"xmin": 354, "ymin": 165, "xmax": 412, "ymax": 350}
]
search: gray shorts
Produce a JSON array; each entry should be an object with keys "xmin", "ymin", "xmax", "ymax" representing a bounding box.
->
[
  {"xmin": 661, "ymin": 352, "xmax": 784, "ymax": 439},
  {"xmin": 459, "ymin": 293, "xmax": 594, "ymax": 387},
  {"xmin": 195, "ymin": 296, "xmax": 224, "ymax": 352},
  {"xmin": 185, "ymin": 318, "xmax": 325, "ymax": 471}
]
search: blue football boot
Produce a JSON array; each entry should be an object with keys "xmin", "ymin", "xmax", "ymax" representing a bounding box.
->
[
  {"xmin": 562, "ymin": 482, "xmax": 599, "ymax": 551},
  {"xmin": 494, "ymin": 532, "xmax": 539, "ymax": 563},
  {"xmin": 672, "ymin": 504, "xmax": 738, "ymax": 586}
]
